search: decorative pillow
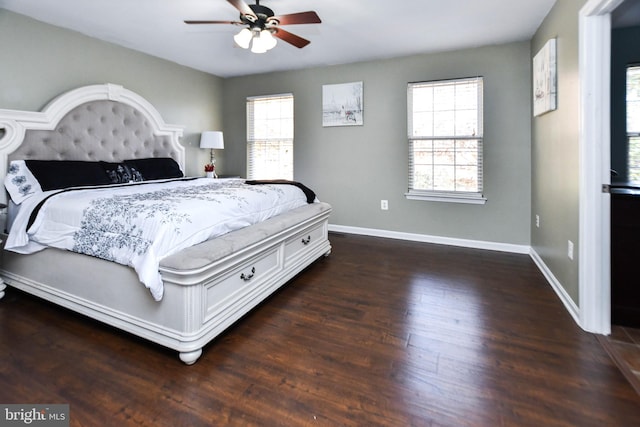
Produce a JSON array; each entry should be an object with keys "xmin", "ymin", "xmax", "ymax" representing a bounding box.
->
[
  {"xmin": 123, "ymin": 158, "xmax": 183, "ymax": 180},
  {"xmin": 25, "ymin": 160, "xmax": 112, "ymax": 191},
  {"xmin": 101, "ymin": 162, "xmax": 144, "ymax": 184},
  {"xmin": 4, "ymin": 160, "xmax": 43, "ymax": 204}
]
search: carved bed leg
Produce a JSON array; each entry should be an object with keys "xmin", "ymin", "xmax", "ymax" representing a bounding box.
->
[
  {"xmin": 0, "ymin": 278, "xmax": 5, "ymax": 300},
  {"xmin": 179, "ymin": 349, "xmax": 202, "ymax": 365},
  {"xmin": 324, "ymin": 249, "xmax": 332, "ymax": 257}
]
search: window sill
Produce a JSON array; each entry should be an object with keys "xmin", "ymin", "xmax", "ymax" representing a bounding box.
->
[{"xmin": 405, "ymin": 191, "xmax": 487, "ymax": 205}]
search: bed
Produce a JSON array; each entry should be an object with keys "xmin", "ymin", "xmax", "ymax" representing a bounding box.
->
[{"xmin": 0, "ymin": 83, "xmax": 332, "ymax": 364}]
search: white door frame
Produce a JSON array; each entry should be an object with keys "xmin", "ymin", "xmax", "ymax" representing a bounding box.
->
[{"xmin": 578, "ymin": 0, "xmax": 624, "ymax": 334}]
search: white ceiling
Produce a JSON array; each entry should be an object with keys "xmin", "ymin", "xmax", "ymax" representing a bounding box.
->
[{"xmin": 0, "ymin": 0, "xmax": 557, "ymax": 78}]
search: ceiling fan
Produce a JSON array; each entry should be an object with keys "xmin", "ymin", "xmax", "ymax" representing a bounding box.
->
[{"xmin": 184, "ymin": 0, "xmax": 321, "ymax": 53}]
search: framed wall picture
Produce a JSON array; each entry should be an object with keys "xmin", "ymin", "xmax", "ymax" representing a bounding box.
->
[
  {"xmin": 533, "ymin": 38, "xmax": 557, "ymax": 117},
  {"xmin": 322, "ymin": 81, "xmax": 363, "ymax": 126}
]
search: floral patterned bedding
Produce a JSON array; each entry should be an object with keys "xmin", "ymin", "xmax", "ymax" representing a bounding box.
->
[{"xmin": 5, "ymin": 178, "xmax": 310, "ymax": 300}]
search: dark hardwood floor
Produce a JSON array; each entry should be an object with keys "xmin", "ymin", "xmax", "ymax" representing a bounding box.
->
[
  {"xmin": 1, "ymin": 233, "xmax": 639, "ymax": 426},
  {"xmin": 599, "ymin": 325, "xmax": 640, "ymax": 396}
]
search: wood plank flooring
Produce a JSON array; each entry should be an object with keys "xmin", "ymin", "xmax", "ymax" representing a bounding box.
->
[
  {"xmin": 599, "ymin": 325, "xmax": 640, "ymax": 395},
  {"xmin": 1, "ymin": 233, "xmax": 639, "ymax": 426}
]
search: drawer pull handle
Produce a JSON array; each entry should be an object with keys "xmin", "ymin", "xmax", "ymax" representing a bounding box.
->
[
  {"xmin": 302, "ymin": 236, "xmax": 312, "ymax": 245},
  {"xmin": 240, "ymin": 267, "xmax": 256, "ymax": 281}
]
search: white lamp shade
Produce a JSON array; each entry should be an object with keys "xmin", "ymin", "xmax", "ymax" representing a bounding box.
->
[
  {"xmin": 260, "ymin": 30, "xmax": 277, "ymax": 50},
  {"xmin": 200, "ymin": 131, "xmax": 224, "ymax": 149},
  {"xmin": 234, "ymin": 28, "xmax": 252, "ymax": 49},
  {"xmin": 250, "ymin": 34, "xmax": 268, "ymax": 54}
]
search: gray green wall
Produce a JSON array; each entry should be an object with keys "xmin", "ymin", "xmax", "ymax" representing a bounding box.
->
[
  {"xmin": 531, "ymin": 0, "xmax": 587, "ymax": 304},
  {"xmin": 223, "ymin": 42, "xmax": 532, "ymax": 246},
  {"xmin": 0, "ymin": 10, "xmax": 225, "ymax": 177}
]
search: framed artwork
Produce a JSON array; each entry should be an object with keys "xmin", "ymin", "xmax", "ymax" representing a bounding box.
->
[
  {"xmin": 533, "ymin": 38, "xmax": 557, "ymax": 117},
  {"xmin": 322, "ymin": 81, "xmax": 363, "ymax": 126}
]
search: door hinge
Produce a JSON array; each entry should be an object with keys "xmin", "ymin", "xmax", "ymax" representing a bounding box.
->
[{"xmin": 602, "ymin": 184, "xmax": 611, "ymax": 193}]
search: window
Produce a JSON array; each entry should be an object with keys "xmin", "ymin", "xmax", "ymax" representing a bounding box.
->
[
  {"xmin": 627, "ymin": 65, "xmax": 640, "ymax": 183},
  {"xmin": 246, "ymin": 93, "xmax": 294, "ymax": 180},
  {"xmin": 406, "ymin": 77, "xmax": 485, "ymax": 204}
]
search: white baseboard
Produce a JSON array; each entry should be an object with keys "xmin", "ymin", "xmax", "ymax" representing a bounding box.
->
[
  {"xmin": 329, "ymin": 224, "xmax": 583, "ymax": 330},
  {"xmin": 328, "ymin": 224, "xmax": 530, "ymax": 254},
  {"xmin": 529, "ymin": 248, "xmax": 581, "ymax": 327}
]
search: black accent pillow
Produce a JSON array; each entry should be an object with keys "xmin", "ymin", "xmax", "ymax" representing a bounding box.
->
[
  {"xmin": 123, "ymin": 158, "xmax": 183, "ymax": 180},
  {"xmin": 100, "ymin": 162, "xmax": 144, "ymax": 184},
  {"xmin": 25, "ymin": 160, "xmax": 112, "ymax": 191}
]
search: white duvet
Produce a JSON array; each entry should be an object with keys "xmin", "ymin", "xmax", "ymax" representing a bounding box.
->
[{"xmin": 5, "ymin": 178, "xmax": 309, "ymax": 300}]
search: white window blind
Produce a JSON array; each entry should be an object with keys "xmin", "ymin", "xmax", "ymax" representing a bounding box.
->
[
  {"xmin": 406, "ymin": 77, "xmax": 485, "ymax": 204},
  {"xmin": 246, "ymin": 93, "xmax": 294, "ymax": 180},
  {"xmin": 627, "ymin": 65, "xmax": 640, "ymax": 183}
]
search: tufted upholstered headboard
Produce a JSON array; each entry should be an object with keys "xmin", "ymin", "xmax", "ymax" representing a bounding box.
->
[{"xmin": 0, "ymin": 83, "xmax": 185, "ymax": 205}]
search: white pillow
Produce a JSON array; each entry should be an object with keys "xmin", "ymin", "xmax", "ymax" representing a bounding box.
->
[{"xmin": 4, "ymin": 160, "xmax": 43, "ymax": 204}]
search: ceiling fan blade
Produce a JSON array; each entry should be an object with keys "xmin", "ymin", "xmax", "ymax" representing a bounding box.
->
[
  {"xmin": 184, "ymin": 20, "xmax": 242, "ymax": 25},
  {"xmin": 227, "ymin": 0, "xmax": 256, "ymax": 19},
  {"xmin": 270, "ymin": 11, "xmax": 321, "ymax": 25},
  {"xmin": 273, "ymin": 28, "xmax": 310, "ymax": 48}
]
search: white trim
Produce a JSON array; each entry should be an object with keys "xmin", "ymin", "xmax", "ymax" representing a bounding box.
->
[
  {"xmin": 530, "ymin": 248, "xmax": 581, "ymax": 326},
  {"xmin": 407, "ymin": 77, "xmax": 484, "ymax": 198},
  {"xmin": 578, "ymin": 0, "xmax": 623, "ymax": 335},
  {"xmin": 581, "ymin": 0, "xmax": 624, "ymax": 15},
  {"xmin": 246, "ymin": 93, "xmax": 293, "ymax": 101},
  {"xmin": 328, "ymin": 224, "xmax": 530, "ymax": 254},
  {"xmin": 405, "ymin": 191, "xmax": 487, "ymax": 205}
]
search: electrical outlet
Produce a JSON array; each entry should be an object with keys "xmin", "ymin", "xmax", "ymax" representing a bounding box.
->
[
  {"xmin": 535, "ymin": 215, "xmax": 540, "ymax": 228},
  {"xmin": 568, "ymin": 240, "xmax": 574, "ymax": 260},
  {"xmin": 381, "ymin": 200, "xmax": 389, "ymax": 210}
]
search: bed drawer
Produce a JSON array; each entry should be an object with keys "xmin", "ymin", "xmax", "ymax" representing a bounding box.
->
[
  {"xmin": 204, "ymin": 246, "xmax": 281, "ymax": 322},
  {"xmin": 283, "ymin": 221, "xmax": 327, "ymax": 264}
]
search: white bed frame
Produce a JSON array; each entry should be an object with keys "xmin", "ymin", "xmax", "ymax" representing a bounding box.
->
[{"xmin": 0, "ymin": 84, "xmax": 331, "ymax": 364}]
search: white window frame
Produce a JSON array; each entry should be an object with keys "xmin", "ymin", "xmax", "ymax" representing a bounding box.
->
[
  {"xmin": 406, "ymin": 77, "xmax": 486, "ymax": 204},
  {"xmin": 246, "ymin": 93, "xmax": 294, "ymax": 180}
]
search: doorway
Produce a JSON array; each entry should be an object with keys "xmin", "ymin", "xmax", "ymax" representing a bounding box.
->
[
  {"xmin": 578, "ymin": 0, "xmax": 624, "ymax": 335},
  {"xmin": 579, "ymin": 0, "xmax": 640, "ymax": 334}
]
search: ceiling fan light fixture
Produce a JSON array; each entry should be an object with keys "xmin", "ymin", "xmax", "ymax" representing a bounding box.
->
[
  {"xmin": 185, "ymin": 0, "xmax": 319, "ymax": 51},
  {"xmin": 260, "ymin": 29, "xmax": 277, "ymax": 50},
  {"xmin": 250, "ymin": 33, "xmax": 268, "ymax": 54},
  {"xmin": 250, "ymin": 29, "xmax": 276, "ymax": 54},
  {"xmin": 233, "ymin": 28, "xmax": 253, "ymax": 49}
]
